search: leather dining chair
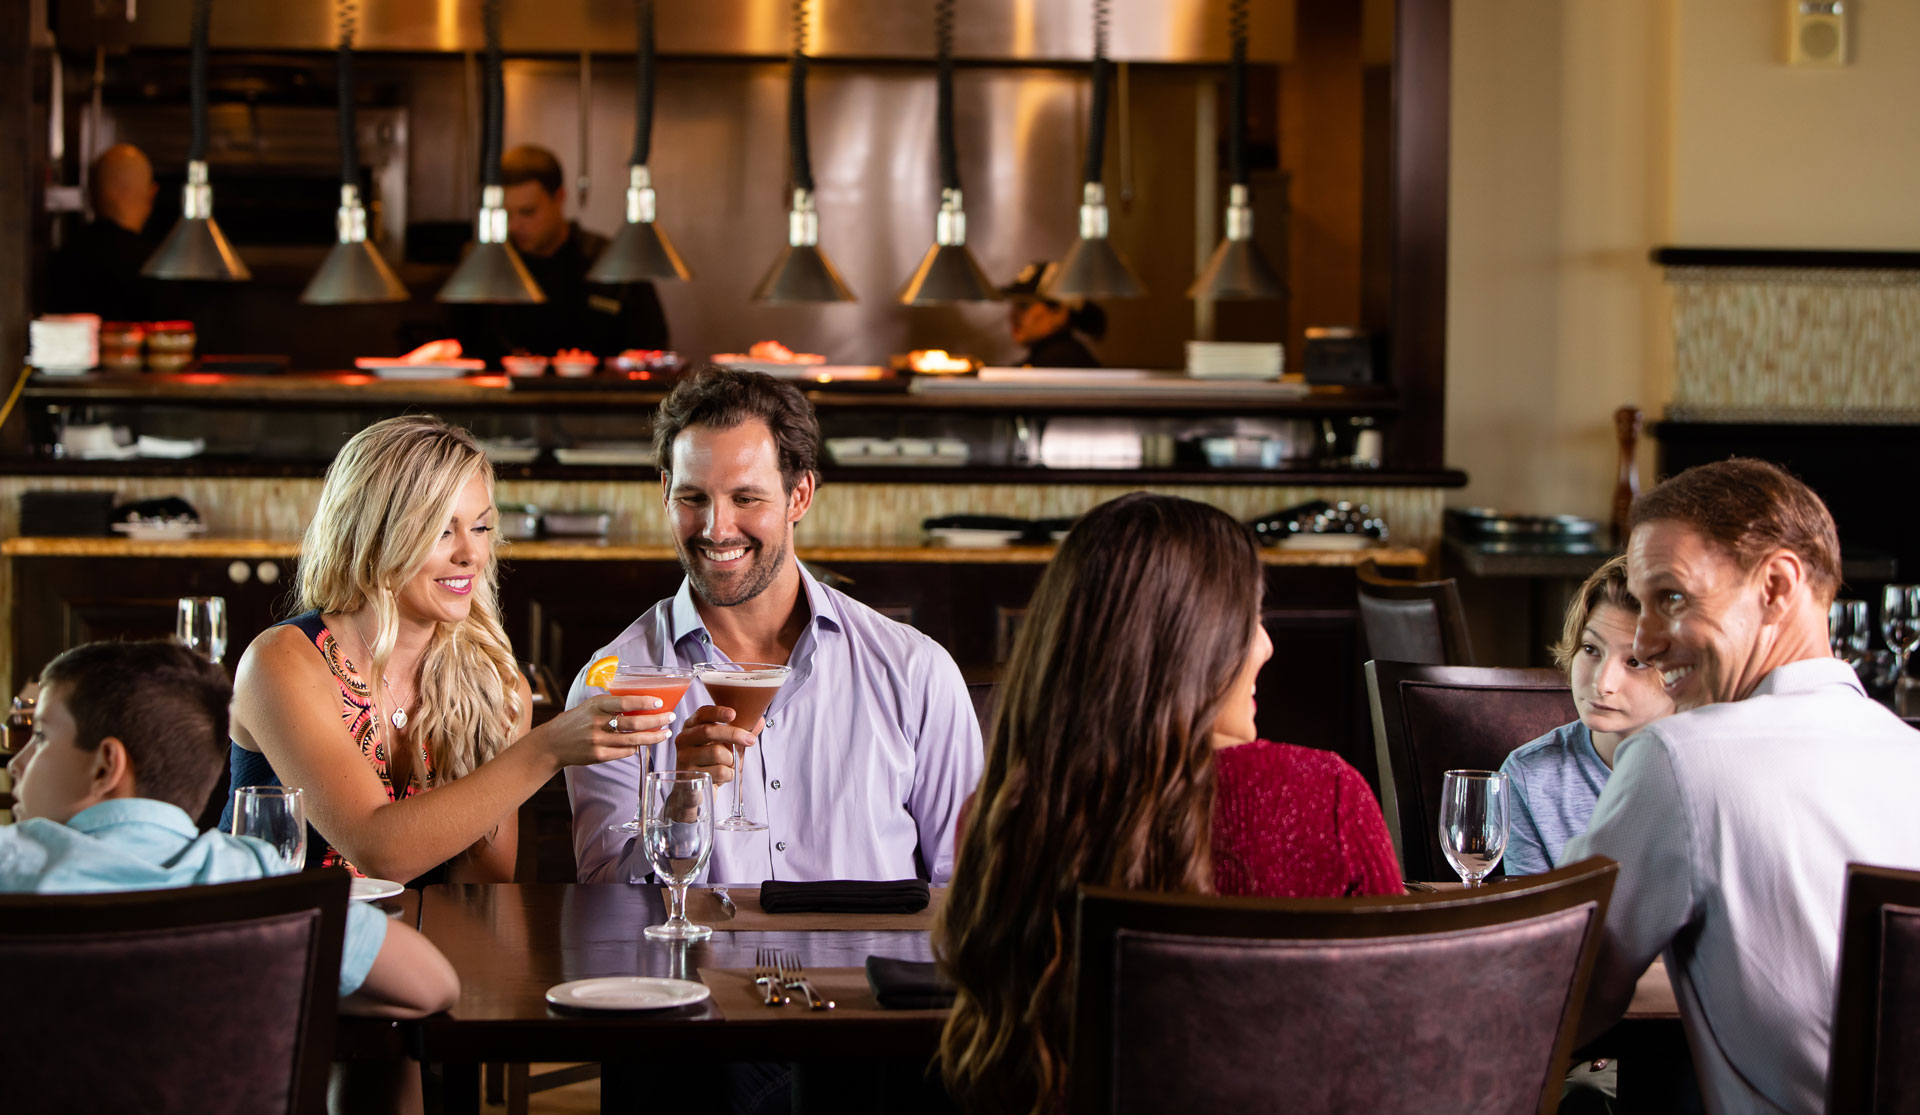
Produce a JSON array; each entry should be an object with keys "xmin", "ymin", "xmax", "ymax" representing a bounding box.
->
[
  {"xmin": 0, "ymin": 871, "xmax": 349, "ymax": 1115},
  {"xmin": 1068, "ymin": 857, "xmax": 1618, "ymax": 1115},
  {"xmin": 1366, "ymin": 661, "xmax": 1577, "ymax": 880},
  {"xmin": 1355, "ymin": 558, "xmax": 1476, "ymax": 667},
  {"xmin": 1826, "ymin": 862, "xmax": 1920, "ymax": 1114}
]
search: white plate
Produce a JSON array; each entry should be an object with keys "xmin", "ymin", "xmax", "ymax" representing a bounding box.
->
[
  {"xmin": 927, "ymin": 527, "xmax": 1024, "ymax": 547},
  {"xmin": 545, "ymin": 977, "xmax": 712, "ymax": 1012},
  {"xmin": 112, "ymin": 522, "xmax": 208, "ymax": 541},
  {"xmin": 351, "ymin": 877, "xmax": 404, "ymax": 902}
]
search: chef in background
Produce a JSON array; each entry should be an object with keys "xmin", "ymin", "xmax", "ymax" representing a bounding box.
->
[
  {"xmin": 46, "ymin": 144, "xmax": 166, "ymax": 322},
  {"xmin": 1000, "ymin": 260, "xmax": 1104, "ymax": 369},
  {"xmin": 454, "ymin": 144, "xmax": 670, "ymax": 362}
]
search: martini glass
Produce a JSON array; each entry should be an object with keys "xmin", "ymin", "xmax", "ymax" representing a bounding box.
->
[
  {"xmin": 603, "ymin": 664, "xmax": 697, "ymax": 834},
  {"xmin": 695, "ymin": 662, "xmax": 791, "ymax": 833}
]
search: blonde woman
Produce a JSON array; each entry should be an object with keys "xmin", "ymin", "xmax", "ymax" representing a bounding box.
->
[{"xmin": 224, "ymin": 416, "xmax": 668, "ymax": 884}]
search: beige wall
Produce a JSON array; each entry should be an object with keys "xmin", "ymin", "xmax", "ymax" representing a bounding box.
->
[
  {"xmin": 1447, "ymin": 0, "xmax": 1920, "ymax": 517},
  {"xmin": 1446, "ymin": 0, "xmax": 1673, "ymax": 519}
]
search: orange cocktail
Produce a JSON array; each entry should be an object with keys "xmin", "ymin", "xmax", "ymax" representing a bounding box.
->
[
  {"xmin": 598, "ymin": 662, "xmax": 697, "ymax": 834},
  {"xmin": 695, "ymin": 662, "xmax": 791, "ymax": 833}
]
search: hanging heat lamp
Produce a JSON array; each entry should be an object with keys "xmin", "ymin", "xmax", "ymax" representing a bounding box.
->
[
  {"xmin": 897, "ymin": 0, "xmax": 999, "ymax": 304},
  {"xmin": 588, "ymin": 0, "xmax": 692, "ymax": 284},
  {"xmin": 1041, "ymin": 0, "xmax": 1144, "ymax": 301},
  {"xmin": 438, "ymin": 0, "xmax": 544, "ymax": 304},
  {"xmin": 302, "ymin": 0, "xmax": 408, "ymax": 304},
  {"xmin": 142, "ymin": 0, "xmax": 250, "ymax": 281},
  {"xmin": 751, "ymin": 0, "xmax": 855, "ymax": 303},
  {"xmin": 1189, "ymin": 0, "xmax": 1285, "ymax": 301}
]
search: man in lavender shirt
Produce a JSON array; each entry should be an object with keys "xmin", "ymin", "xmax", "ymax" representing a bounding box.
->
[{"xmin": 565, "ymin": 367, "xmax": 983, "ymax": 886}]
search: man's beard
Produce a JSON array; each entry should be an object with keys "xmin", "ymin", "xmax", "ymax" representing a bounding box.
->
[{"xmin": 676, "ymin": 531, "xmax": 789, "ymax": 608}]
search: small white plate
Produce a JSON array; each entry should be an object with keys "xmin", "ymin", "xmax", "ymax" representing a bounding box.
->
[
  {"xmin": 545, "ymin": 977, "xmax": 712, "ymax": 1012},
  {"xmin": 350, "ymin": 877, "xmax": 404, "ymax": 902}
]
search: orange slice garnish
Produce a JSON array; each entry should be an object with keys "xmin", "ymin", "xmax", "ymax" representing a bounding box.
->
[{"xmin": 585, "ymin": 655, "xmax": 620, "ymax": 688}]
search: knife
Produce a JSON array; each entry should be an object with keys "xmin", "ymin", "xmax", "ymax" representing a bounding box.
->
[{"xmin": 713, "ymin": 886, "xmax": 736, "ymax": 919}]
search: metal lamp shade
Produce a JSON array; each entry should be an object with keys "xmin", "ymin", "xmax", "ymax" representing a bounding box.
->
[
  {"xmin": 438, "ymin": 240, "xmax": 544, "ymax": 304},
  {"xmin": 1188, "ymin": 235, "xmax": 1286, "ymax": 300},
  {"xmin": 752, "ymin": 243, "xmax": 855, "ymax": 304},
  {"xmin": 142, "ymin": 215, "xmax": 250, "ymax": 282},
  {"xmin": 588, "ymin": 219, "xmax": 692, "ymax": 284},
  {"xmin": 302, "ymin": 239, "xmax": 409, "ymax": 304},
  {"xmin": 898, "ymin": 242, "xmax": 1000, "ymax": 305},
  {"xmin": 1043, "ymin": 234, "xmax": 1146, "ymax": 301}
]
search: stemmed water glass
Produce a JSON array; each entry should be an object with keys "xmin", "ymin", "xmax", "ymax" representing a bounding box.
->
[
  {"xmin": 643, "ymin": 771, "xmax": 715, "ymax": 941},
  {"xmin": 177, "ymin": 596, "xmax": 228, "ymax": 664},
  {"xmin": 1829, "ymin": 598, "xmax": 1870, "ymax": 662},
  {"xmin": 695, "ymin": 662, "xmax": 791, "ymax": 833},
  {"xmin": 231, "ymin": 785, "xmax": 308, "ymax": 872},
  {"xmin": 1883, "ymin": 585, "xmax": 1920, "ymax": 711},
  {"xmin": 1438, "ymin": 770, "xmax": 1508, "ymax": 887}
]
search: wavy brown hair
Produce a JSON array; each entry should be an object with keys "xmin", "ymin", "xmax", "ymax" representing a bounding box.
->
[{"xmin": 935, "ymin": 492, "xmax": 1264, "ymax": 1115}]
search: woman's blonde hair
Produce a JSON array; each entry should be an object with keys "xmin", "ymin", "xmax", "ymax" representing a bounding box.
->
[
  {"xmin": 1551, "ymin": 554, "xmax": 1641, "ymax": 674},
  {"xmin": 296, "ymin": 415, "xmax": 522, "ymax": 781}
]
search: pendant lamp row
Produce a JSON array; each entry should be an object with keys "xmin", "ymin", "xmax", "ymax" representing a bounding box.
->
[{"xmin": 145, "ymin": 0, "xmax": 1281, "ymax": 309}]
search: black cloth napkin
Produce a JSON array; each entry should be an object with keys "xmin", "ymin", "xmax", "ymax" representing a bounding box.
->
[
  {"xmin": 865, "ymin": 956, "xmax": 956, "ymax": 1010},
  {"xmin": 758, "ymin": 878, "xmax": 930, "ymax": 914}
]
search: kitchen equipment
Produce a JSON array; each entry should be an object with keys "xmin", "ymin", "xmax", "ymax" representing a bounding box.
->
[
  {"xmin": 542, "ymin": 510, "xmax": 613, "ymax": 536},
  {"xmin": 590, "ymin": 0, "xmax": 693, "ymax": 284},
  {"xmin": 1301, "ymin": 327, "xmax": 1374, "ymax": 385},
  {"xmin": 1446, "ymin": 508, "xmax": 1601, "ymax": 541},
  {"xmin": 895, "ymin": 0, "xmax": 1000, "ymax": 305},
  {"xmin": 21, "ymin": 491, "xmax": 116, "ymax": 537},
  {"xmin": 751, "ymin": 2, "xmax": 856, "ymax": 303},
  {"xmin": 1186, "ymin": 340, "xmax": 1283, "ymax": 380},
  {"xmin": 1189, "ymin": 0, "xmax": 1287, "ymax": 301},
  {"xmin": 1249, "ymin": 500, "xmax": 1388, "ymax": 546},
  {"xmin": 1200, "ymin": 436, "xmax": 1288, "ymax": 469},
  {"xmin": 1043, "ymin": 0, "xmax": 1145, "ymax": 301},
  {"xmin": 141, "ymin": 0, "xmax": 250, "ymax": 283},
  {"xmin": 497, "ymin": 503, "xmax": 541, "ymax": 540},
  {"xmin": 553, "ymin": 443, "xmax": 652, "ymax": 467}
]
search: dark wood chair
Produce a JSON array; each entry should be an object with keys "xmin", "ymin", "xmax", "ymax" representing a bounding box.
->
[
  {"xmin": 966, "ymin": 682, "xmax": 998, "ymax": 736},
  {"xmin": 1069, "ymin": 857, "xmax": 1618, "ymax": 1115},
  {"xmin": 1356, "ymin": 558, "xmax": 1476, "ymax": 666},
  {"xmin": 1366, "ymin": 661, "xmax": 1577, "ymax": 879},
  {"xmin": 1827, "ymin": 862, "xmax": 1920, "ymax": 1114},
  {"xmin": 0, "ymin": 871, "xmax": 349, "ymax": 1115}
]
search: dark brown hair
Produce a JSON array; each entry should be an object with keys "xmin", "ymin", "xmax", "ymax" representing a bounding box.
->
[
  {"xmin": 1630, "ymin": 457, "xmax": 1842, "ymax": 602},
  {"xmin": 935, "ymin": 492, "xmax": 1263, "ymax": 1115},
  {"xmin": 40, "ymin": 641, "xmax": 233, "ymax": 816},
  {"xmin": 652, "ymin": 365, "xmax": 820, "ymax": 493},
  {"xmin": 500, "ymin": 144, "xmax": 564, "ymax": 195},
  {"xmin": 1550, "ymin": 554, "xmax": 1640, "ymax": 673}
]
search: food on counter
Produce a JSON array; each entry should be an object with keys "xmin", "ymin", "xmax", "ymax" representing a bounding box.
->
[
  {"xmin": 353, "ymin": 338, "xmax": 486, "ymax": 375},
  {"xmin": 712, "ymin": 339, "xmax": 826, "ymax": 366},
  {"xmin": 145, "ymin": 321, "xmax": 197, "ymax": 371},
  {"xmin": 501, "ymin": 353, "xmax": 549, "ymax": 377},
  {"xmin": 905, "ymin": 348, "xmax": 974, "ymax": 375},
  {"xmin": 99, "ymin": 322, "xmax": 146, "ymax": 372},
  {"xmin": 612, "ymin": 348, "xmax": 684, "ymax": 373},
  {"xmin": 552, "ymin": 348, "xmax": 599, "ymax": 377}
]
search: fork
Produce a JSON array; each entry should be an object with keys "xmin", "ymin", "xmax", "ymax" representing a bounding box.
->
[
  {"xmin": 778, "ymin": 951, "xmax": 835, "ymax": 1011},
  {"xmin": 753, "ymin": 947, "xmax": 788, "ymax": 1007}
]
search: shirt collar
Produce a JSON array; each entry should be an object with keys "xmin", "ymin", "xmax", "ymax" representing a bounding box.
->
[
  {"xmin": 667, "ymin": 558, "xmax": 843, "ymax": 650},
  {"xmin": 64, "ymin": 797, "xmax": 198, "ymax": 838},
  {"xmin": 1751, "ymin": 656, "xmax": 1866, "ymax": 699}
]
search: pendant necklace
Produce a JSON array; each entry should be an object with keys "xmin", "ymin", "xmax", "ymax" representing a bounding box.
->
[{"xmin": 354, "ymin": 618, "xmax": 410, "ymax": 731}]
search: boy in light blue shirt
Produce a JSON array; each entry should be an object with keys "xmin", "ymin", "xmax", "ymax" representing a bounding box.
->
[
  {"xmin": 2, "ymin": 640, "xmax": 456, "ymax": 1015},
  {"xmin": 1500, "ymin": 555, "xmax": 1674, "ymax": 875}
]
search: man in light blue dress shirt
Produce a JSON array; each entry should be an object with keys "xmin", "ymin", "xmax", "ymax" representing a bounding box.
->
[
  {"xmin": 566, "ymin": 368, "xmax": 984, "ymax": 886},
  {"xmin": 2, "ymin": 641, "xmax": 457, "ymax": 1015},
  {"xmin": 1564, "ymin": 460, "xmax": 1920, "ymax": 1114}
]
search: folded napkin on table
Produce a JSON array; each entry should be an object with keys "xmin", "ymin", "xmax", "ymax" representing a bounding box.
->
[
  {"xmin": 865, "ymin": 956, "xmax": 955, "ymax": 1010},
  {"xmin": 758, "ymin": 878, "xmax": 930, "ymax": 914}
]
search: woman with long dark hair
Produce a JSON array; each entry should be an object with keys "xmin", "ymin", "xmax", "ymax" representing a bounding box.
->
[{"xmin": 935, "ymin": 492, "xmax": 1398, "ymax": 1114}]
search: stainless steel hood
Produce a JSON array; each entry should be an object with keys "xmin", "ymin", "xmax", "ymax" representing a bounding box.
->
[{"xmin": 55, "ymin": 0, "xmax": 1293, "ymax": 63}]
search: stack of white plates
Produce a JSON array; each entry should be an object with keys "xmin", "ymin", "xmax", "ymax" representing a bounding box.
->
[
  {"xmin": 1185, "ymin": 341, "xmax": 1284, "ymax": 380},
  {"xmin": 30, "ymin": 314, "xmax": 100, "ymax": 374}
]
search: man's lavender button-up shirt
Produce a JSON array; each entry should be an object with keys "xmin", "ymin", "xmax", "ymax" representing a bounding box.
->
[{"xmin": 563, "ymin": 561, "xmax": 984, "ymax": 886}]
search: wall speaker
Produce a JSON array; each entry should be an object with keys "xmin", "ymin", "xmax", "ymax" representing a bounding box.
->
[{"xmin": 1788, "ymin": 0, "xmax": 1848, "ymax": 67}]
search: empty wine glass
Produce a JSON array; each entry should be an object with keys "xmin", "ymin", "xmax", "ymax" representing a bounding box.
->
[
  {"xmin": 1830, "ymin": 598, "xmax": 1870, "ymax": 661},
  {"xmin": 1439, "ymin": 770, "xmax": 1508, "ymax": 887},
  {"xmin": 177, "ymin": 596, "xmax": 228, "ymax": 664},
  {"xmin": 231, "ymin": 786, "xmax": 307, "ymax": 872},
  {"xmin": 643, "ymin": 770, "xmax": 714, "ymax": 941},
  {"xmin": 1882, "ymin": 586, "xmax": 1920, "ymax": 680}
]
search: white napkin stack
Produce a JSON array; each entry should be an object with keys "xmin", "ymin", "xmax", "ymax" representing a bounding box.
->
[
  {"xmin": 29, "ymin": 314, "xmax": 100, "ymax": 374},
  {"xmin": 1186, "ymin": 340, "xmax": 1284, "ymax": 381}
]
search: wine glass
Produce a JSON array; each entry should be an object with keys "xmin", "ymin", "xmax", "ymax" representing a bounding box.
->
[
  {"xmin": 694, "ymin": 662, "xmax": 791, "ymax": 833},
  {"xmin": 1438, "ymin": 770, "xmax": 1508, "ymax": 887},
  {"xmin": 643, "ymin": 771, "xmax": 714, "ymax": 941},
  {"xmin": 176, "ymin": 596, "xmax": 228, "ymax": 664},
  {"xmin": 231, "ymin": 786, "xmax": 308, "ymax": 872},
  {"xmin": 1830, "ymin": 598, "xmax": 1870, "ymax": 661},
  {"xmin": 1885, "ymin": 586, "xmax": 1920, "ymax": 712}
]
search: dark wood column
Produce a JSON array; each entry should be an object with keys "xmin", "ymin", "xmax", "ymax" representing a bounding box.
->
[{"xmin": 1389, "ymin": 0, "xmax": 1450, "ymax": 470}]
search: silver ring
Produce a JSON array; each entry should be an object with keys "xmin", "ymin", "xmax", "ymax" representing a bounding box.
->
[{"xmin": 607, "ymin": 716, "xmax": 619, "ymax": 732}]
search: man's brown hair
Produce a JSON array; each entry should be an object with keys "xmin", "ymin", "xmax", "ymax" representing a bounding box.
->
[
  {"xmin": 500, "ymin": 144, "xmax": 564, "ymax": 196},
  {"xmin": 1629, "ymin": 457, "xmax": 1842, "ymax": 602},
  {"xmin": 652, "ymin": 365, "xmax": 820, "ymax": 493},
  {"xmin": 39, "ymin": 640, "xmax": 233, "ymax": 816}
]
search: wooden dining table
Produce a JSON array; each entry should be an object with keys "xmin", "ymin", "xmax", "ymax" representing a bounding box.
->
[{"xmin": 409, "ymin": 882, "xmax": 1688, "ymax": 1115}]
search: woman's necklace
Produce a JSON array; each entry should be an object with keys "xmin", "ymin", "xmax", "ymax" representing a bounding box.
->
[{"xmin": 354, "ymin": 619, "xmax": 415, "ymax": 732}]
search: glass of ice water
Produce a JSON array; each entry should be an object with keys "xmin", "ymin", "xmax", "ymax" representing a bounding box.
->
[
  {"xmin": 231, "ymin": 786, "xmax": 307, "ymax": 873},
  {"xmin": 643, "ymin": 771, "xmax": 714, "ymax": 941},
  {"xmin": 176, "ymin": 596, "xmax": 228, "ymax": 665},
  {"xmin": 1439, "ymin": 770, "xmax": 1508, "ymax": 887}
]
